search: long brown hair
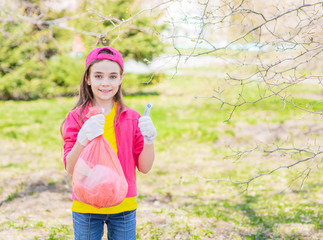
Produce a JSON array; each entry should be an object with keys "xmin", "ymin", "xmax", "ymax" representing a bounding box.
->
[{"xmin": 60, "ymin": 49, "xmax": 125, "ymax": 135}]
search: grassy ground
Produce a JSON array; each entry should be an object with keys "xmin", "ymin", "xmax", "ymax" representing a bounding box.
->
[{"xmin": 0, "ymin": 65, "xmax": 322, "ymax": 239}]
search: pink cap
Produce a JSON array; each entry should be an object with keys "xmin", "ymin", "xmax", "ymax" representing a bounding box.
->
[{"xmin": 85, "ymin": 46, "xmax": 124, "ymax": 70}]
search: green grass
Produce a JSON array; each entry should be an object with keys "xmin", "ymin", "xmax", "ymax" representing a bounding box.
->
[
  {"xmin": 45, "ymin": 224, "xmax": 72, "ymax": 240},
  {"xmin": 0, "ymin": 66, "xmax": 322, "ymax": 239}
]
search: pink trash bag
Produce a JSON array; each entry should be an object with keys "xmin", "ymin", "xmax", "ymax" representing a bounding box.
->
[{"xmin": 72, "ymin": 106, "xmax": 128, "ymax": 208}]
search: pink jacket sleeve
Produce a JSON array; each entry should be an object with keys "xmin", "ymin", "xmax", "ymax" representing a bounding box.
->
[
  {"xmin": 62, "ymin": 111, "xmax": 81, "ymax": 169},
  {"xmin": 133, "ymin": 118, "xmax": 144, "ymax": 167}
]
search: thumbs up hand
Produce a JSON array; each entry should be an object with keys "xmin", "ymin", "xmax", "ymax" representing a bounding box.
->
[{"xmin": 138, "ymin": 116, "xmax": 157, "ymax": 144}]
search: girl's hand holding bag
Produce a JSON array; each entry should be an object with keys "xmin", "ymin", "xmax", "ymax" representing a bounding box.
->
[{"xmin": 73, "ymin": 107, "xmax": 128, "ymax": 209}]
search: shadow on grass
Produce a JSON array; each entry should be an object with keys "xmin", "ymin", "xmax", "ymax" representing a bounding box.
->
[
  {"xmin": 183, "ymin": 192, "xmax": 319, "ymax": 239},
  {"xmin": 0, "ymin": 178, "xmax": 71, "ymax": 207}
]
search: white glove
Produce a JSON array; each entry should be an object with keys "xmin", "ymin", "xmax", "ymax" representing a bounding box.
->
[
  {"xmin": 77, "ymin": 114, "xmax": 105, "ymax": 146},
  {"xmin": 138, "ymin": 116, "xmax": 157, "ymax": 144}
]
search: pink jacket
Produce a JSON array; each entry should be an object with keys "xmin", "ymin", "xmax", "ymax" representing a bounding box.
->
[{"xmin": 62, "ymin": 104, "xmax": 144, "ymax": 199}]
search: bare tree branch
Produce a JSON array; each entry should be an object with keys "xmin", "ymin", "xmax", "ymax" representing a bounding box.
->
[
  {"xmin": 194, "ymin": 146, "xmax": 322, "ymax": 188},
  {"xmin": 0, "ymin": 0, "xmax": 173, "ymax": 38}
]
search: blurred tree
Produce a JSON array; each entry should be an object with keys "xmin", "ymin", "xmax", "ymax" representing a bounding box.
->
[{"xmin": 0, "ymin": 0, "xmax": 166, "ymax": 100}]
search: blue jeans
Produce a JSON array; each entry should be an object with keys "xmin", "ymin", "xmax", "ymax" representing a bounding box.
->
[{"xmin": 72, "ymin": 210, "xmax": 136, "ymax": 240}]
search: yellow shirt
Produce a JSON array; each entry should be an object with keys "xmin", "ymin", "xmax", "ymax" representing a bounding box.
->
[{"xmin": 72, "ymin": 103, "xmax": 137, "ymax": 214}]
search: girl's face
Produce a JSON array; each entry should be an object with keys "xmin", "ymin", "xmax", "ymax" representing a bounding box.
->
[{"xmin": 87, "ymin": 60, "xmax": 123, "ymax": 105}]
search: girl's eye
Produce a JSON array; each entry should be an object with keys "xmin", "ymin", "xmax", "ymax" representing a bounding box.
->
[
  {"xmin": 110, "ymin": 75, "xmax": 117, "ymax": 79},
  {"xmin": 95, "ymin": 75, "xmax": 103, "ymax": 79}
]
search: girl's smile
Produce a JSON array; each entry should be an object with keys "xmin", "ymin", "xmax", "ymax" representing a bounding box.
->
[{"xmin": 99, "ymin": 89, "xmax": 112, "ymax": 93}]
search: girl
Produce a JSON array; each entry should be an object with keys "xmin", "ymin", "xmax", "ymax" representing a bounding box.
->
[{"xmin": 62, "ymin": 46, "xmax": 157, "ymax": 240}]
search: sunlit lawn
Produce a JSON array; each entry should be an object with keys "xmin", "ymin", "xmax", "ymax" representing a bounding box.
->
[{"xmin": 0, "ymin": 65, "xmax": 322, "ymax": 239}]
